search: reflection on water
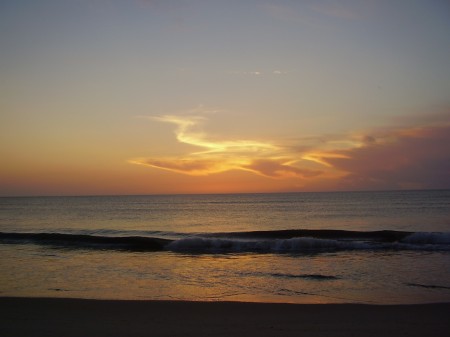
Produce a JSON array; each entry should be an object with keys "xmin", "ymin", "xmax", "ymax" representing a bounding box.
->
[
  {"xmin": 1, "ymin": 190, "xmax": 449, "ymax": 304},
  {"xmin": 1, "ymin": 190, "xmax": 449, "ymax": 234},
  {"xmin": 1, "ymin": 245, "xmax": 449, "ymax": 304}
]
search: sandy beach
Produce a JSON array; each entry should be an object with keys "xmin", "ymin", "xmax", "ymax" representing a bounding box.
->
[{"xmin": 1, "ymin": 297, "xmax": 449, "ymax": 337}]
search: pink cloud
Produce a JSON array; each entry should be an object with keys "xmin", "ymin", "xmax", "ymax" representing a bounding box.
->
[{"xmin": 322, "ymin": 125, "xmax": 450, "ymax": 190}]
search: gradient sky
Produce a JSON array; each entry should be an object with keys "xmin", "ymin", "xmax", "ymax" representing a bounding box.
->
[{"xmin": 1, "ymin": 0, "xmax": 450, "ymax": 196}]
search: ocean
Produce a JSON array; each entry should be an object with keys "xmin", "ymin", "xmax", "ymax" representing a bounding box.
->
[{"xmin": 1, "ymin": 190, "xmax": 449, "ymax": 304}]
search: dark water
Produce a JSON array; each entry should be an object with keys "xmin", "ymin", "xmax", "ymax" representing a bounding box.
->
[{"xmin": 1, "ymin": 190, "xmax": 449, "ymax": 303}]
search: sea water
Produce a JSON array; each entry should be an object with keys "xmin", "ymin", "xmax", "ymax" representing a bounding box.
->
[{"xmin": 1, "ymin": 190, "xmax": 449, "ymax": 304}]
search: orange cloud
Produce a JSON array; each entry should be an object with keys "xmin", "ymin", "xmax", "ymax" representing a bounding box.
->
[
  {"xmin": 130, "ymin": 111, "xmax": 324, "ymax": 180},
  {"xmin": 243, "ymin": 159, "xmax": 322, "ymax": 178},
  {"xmin": 132, "ymin": 158, "xmax": 224, "ymax": 176},
  {"xmin": 130, "ymin": 109, "xmax": 450, "ymax": 191}
]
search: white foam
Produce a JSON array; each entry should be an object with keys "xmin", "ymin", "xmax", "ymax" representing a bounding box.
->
[{"xmin": 166, "ymin": 234, "xmax": 450, "ymax": 253}]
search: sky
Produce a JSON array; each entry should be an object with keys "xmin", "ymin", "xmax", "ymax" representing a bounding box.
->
[{"xmin": 1, "ymin": 0, "xmax": 450, "ymax": 196}]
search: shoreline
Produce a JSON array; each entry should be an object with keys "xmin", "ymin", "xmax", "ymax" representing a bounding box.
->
[{"xmin": 1, "ymin": 297, "xmax": 449, "ymax": 337}]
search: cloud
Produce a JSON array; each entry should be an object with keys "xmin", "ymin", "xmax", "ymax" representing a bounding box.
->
[
  {"xmin": 150, "ymin": 114, "xmax": 278, "ymax": 154},
  {"xmin": 131, "ymin": 108, "xmax": 450, "ymax": 190},
  {"xmin": 131, "ymin": 158, "xmax": 227, "ymax": 176},
  {"xmin": 319, "ymin": 125, "xmax": 450, "ymax": 190},
  {"xmin": 229, "ymin": 71, "xmax": 263, "ymax": 76},
  {"xmin": 243, "ymin": 159, "xmax": 322, "ymax": 178},
  {"xmin": 130, "ymin": 109, "xmax": 322, "ymax": 179},
  {"xmin": 133, "ymin": 157, "xmax": 323, "ymax": 179},
  {"xmin": 230, "ymin": 70, "xmax": 289, "ymax": 76}
]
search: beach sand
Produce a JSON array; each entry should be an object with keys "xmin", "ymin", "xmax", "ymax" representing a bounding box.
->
[{"xmin": 1, "ymin": 297, "xmax": 449, "ymax": 337}]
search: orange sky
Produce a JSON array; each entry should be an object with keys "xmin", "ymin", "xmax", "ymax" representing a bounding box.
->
[{"xmin": 1, "ymin": 1, "xmax": 450, "ymax": 196}]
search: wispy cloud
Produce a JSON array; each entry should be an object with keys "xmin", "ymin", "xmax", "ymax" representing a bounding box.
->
[
  {"xmin": 130, "ymin": 158, "xmax": 227, "ymax": 176},
  {"xmin": 150, "ymin": 114, "xmax": 278, "ymax": 154},
  {"xmin": 130, "ymin": 108, "xmax": 450, "ymax": 190},
  {"xmin": 273, "ymin": 70, "xmax": 288, "ymax": 75},
  {"xmin": 229, "ymin": 70, "xmax": 289, "ymax": 76},
  {"xmin": 229, "ymin": 71, "xmax": 262, "ymax": 76},
  {"xmin": 130, "ymin": 108, "xmax": 322, "ymax": 178},
  {"xmin": 243, "ymin": 159, "xmax": 322, "ymax": 178}
]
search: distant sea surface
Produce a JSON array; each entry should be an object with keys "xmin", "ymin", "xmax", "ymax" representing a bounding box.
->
[{"xmin": 1, "ymin": 190, "xmax": 449, "ymax": 304}]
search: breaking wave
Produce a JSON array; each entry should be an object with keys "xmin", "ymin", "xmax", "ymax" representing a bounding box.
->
[{"xmin": 1, "ymin": 229, "xmax": 449, "ymax": 254}]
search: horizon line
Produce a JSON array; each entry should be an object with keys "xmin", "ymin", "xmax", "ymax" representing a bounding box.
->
[{"xmin": 1, "ymin": 188, "xmax": 448, "ymax": 199}]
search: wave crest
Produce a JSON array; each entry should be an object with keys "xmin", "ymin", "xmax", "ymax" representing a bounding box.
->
[{"xmin": 1, "ymin": 230, "xmax": 449, "ymax": 254}]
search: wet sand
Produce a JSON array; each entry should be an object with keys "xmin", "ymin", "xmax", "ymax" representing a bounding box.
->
[{"xmin": 1, "ymin": 297, "xmax": 449, "ymax": 337}]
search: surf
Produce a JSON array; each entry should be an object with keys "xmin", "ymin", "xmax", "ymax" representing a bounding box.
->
[{"xmin": 1, "ymin": 229, "xmax": 449, "ymax": 254}]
